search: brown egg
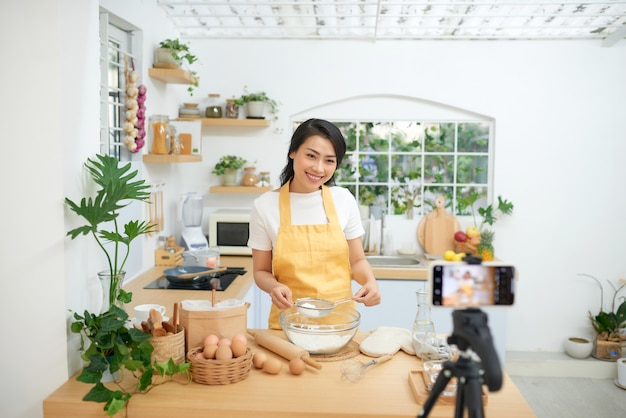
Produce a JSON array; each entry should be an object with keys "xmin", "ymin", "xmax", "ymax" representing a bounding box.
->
[
  {"xmin": 195, "ymin": 352, "xmax": 205, "ymax": 361},
  {"xmin": 252, "ymin": 352, "xmax": 267, "ymax": 369},
  {"xmin": 217, "ymin": 337, "xmax": 232, "ymax": 347},
  {"xmin": 203, "ymin": 334, "xmax": 219, "ymax": 347},
  {"xmin": 203, "ymin": 344, "xmax": 219, "ymax": 359},
  {"xmin": 215, "ymin": 345, "xmax": 233, "ymax": 361},
  {"xmin": 231, "ymin": 340, "xmax": 247, "ymax": 358},
  {"xmin": 232, "ymin": 333, "xmax": 248, "ymax": 346},
  {"xmin": 289, "ymin": 358, "xmax": 305, "ymax": 375},
  {"xmin": 262, "ymin": 357, "xmax": 282, "ymax": 375}
]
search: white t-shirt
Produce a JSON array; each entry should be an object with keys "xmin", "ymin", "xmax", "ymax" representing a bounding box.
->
[{"xmin": 247, "ymin": 186, "xmax": 365, "ymax": 251}]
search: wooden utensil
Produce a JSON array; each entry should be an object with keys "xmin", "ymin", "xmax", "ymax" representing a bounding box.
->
[
  {"xmin": 172, "ymin": 302, "xmax": 180, "ymax": 329},
  {"xmin": 166, "ymin": 266, "xmax": 227, "ymax": 280},
  {"xmin": 141, "ymin": 321, "xmax": 151, "ymax": 334},
  {"xmin": 248, "ymin": 329, "xmax": 322, "ymax": 370},
  {"xmin": 149, "ymin": 309, "xmax": 167, "ymax": 337}
]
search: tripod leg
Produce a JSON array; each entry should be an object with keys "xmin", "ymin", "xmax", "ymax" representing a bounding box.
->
[
  {"xmin": 454, "ymin": 379, "xmax": 464, "ymax": 418},
  {"xmin": 418, "ymin": 369, "xmax": 453, "ymax": 418},
  {"xmin": 463, "ymin": 375, "xmax": 485, "ymax": 418}
]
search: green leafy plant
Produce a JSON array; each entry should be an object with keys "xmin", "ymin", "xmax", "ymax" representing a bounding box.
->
[
  {"xmin": 212, "ymin": 155, "xmax": 248, "ymax": 176},
  {"xmin": 71, "ymin": 305, "xmax": 191, "ymax": 417},
  {"xmin": 157, "ymin": 38, "xmax": 199, "ymax": 95},
  {"xmin": 579, "ymin": 274, "xmax": 626, "ymax": 341},
  {"xmin": 457, "ymin": 191, "xmax": 514, "ymax": 230},
  {"xmin": 65, "ymin": 154, "xmax": 155, "ymax": 308},
  {"xmin": 233, "ymin": 86, "xmax": 281, "ymax": 121}
]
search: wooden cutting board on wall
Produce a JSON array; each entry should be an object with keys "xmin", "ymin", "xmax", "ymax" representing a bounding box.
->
[{"xmin": 417, "ymin": 196, "xmax": 460, "ymax": 256}]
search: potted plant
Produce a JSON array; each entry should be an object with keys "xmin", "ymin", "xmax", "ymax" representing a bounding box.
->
[
  {"xmin": 234, "ymin": 86, "xmax": 280, "ymax": 120},
  {"xmin": 65, "ymin": 154, "xmax": 155, "ymax": 311},
  {"xmin": 455, "ymin": 191, "xmax": 514, "ymax": 260},
  {"xmin": 212, "ymin": 155, "xmax": 248, "ymax": 186},
  {"xmin": 65, "ymin": 154, "xmax": 191, "ymax": 416},
  {"xmin": 155, "ymin": 38, "xmax": 199, "ymax": 95},
  {"xmin": 579, "ymin": 274, "xmax": 626, "ymax": 360}
]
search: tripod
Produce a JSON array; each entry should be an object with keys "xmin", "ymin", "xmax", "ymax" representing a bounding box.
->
[{"xmin": 418, "ymin": 308, "xmax": 502, "ymax": 418}]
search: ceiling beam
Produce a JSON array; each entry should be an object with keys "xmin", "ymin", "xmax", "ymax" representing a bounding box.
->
[{"xmin": 602, "ymin": 25, "xmax": 626, "ymax": 47}]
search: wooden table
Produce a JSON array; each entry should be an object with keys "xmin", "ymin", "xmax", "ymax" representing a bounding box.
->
[
  {"xmin": 44, "ymin": 257, "xmax": 535, "ymax": 417},
  {"xmin": 44, "ymin": 329, "xmax": 534, "ymax": 418}
]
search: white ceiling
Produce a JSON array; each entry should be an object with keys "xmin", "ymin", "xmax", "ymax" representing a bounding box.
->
[{"xmin": 158, "ymin": 0, "xmax": 626, "ymax": 46}]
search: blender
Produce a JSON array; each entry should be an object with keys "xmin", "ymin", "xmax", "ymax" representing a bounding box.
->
[{"xmin": 179, "ymin": 192, "xmax": 209, "ymax": 251}]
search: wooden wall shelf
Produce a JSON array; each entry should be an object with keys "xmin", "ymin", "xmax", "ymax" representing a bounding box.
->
[
  {"xmin": 143, "ymin": 154, "xmax": 202, "ymax": 163},
  {"xmin": 210, "ymin": 186, "xmax": 271, "ymax": 194},
  {"xmin": 176, "ymin": 117, "xmax": 270, "ymax": 127},
  {"xmin": 148, "ymin": 68, "xmax": 196, "ymax": 84}
]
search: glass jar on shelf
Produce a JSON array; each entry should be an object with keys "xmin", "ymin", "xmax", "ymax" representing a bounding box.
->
[
  {"xmin": 225, "ymin": 98, "xmax": 239, "ymax": 119},
  {"xmin": 259, "ymin": 171, "xmax": 270, "ymax": 187},
  {"xmin": 206, "ymin": 93, "xmax": 222, "ymax": 118},
  {"xmin": 242, "ymin": 167, "xmax": 259, "ymax": 186},
  {"xmin": 149, "ymin": 115, "xmax": 170, "ymax": 155}
]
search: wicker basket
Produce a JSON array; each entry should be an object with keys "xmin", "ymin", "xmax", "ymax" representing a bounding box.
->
[
  {"xmin": 187, "ymin": 346, "xmax": 253, "ymax": 385},
  {"xmin": 455, "ymin": 241, "xmax": 477, "ymax": 256},
  {"xmin": 150, "ymin": 325, "xmax": 186, "ymax": 365}
]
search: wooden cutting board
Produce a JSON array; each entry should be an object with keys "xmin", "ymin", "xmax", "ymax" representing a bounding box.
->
[{"xmin": 417, "ymin": 196, "xmax": 460, "ymax": 256}]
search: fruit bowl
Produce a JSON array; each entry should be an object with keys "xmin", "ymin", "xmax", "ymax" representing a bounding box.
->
[{"xmin": 279, "ymin": 305, "xmax": 360, "ymax": 354}]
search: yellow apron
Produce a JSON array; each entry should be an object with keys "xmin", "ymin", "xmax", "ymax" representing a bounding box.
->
[{"xmin": 268, "ymin": 182, "xmax": 354, "ymax": 329}]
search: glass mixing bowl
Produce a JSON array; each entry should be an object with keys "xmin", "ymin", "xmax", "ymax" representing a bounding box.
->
[{"xmin": 279, "ymin": 305, "xmax": 360, "ymax": 354}]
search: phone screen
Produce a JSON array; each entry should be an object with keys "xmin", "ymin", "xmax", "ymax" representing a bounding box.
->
[{"xmin": 431, "ymin": 264, "xmax": 515, "ymax": 306}]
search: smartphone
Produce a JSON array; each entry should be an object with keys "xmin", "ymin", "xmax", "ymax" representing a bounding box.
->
[{"xmin": 430, "ymin": 262, "xmax": 516, "ymax": 307}]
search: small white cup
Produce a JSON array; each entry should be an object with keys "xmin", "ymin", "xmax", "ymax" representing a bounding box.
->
[
  {"xmin": 617, "ymin": 358, "xmax": 626, "ymax": 387},
  {"xmin": 134, "ymin": 304, "xmax": 166, "ymax": 323}
]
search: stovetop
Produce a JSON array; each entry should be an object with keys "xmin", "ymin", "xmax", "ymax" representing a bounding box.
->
[{"xmin": 144, "ymin": 267, "xmax": 247, "ymax": 291}]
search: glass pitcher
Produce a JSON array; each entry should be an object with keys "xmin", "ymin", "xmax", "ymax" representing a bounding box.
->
[{"xmin": 413, "ymin": 289, "xmax": 436, "ymax": 359}]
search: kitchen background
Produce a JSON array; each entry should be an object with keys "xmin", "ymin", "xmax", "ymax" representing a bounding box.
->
[{"xmin": 2, "ymin": 0, "xmax": 626, "ymax": 417}]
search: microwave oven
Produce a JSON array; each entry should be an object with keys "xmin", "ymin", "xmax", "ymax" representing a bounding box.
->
[{"xmin": 208, "ymin": 209, "xmax": 252, "ymax": 255}]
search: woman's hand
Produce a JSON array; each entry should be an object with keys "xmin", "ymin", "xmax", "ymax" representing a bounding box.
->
[
  {"xmin": 269, "ymin": 283, "xmax": 293, "ymax": 309},
  {"xmin": 353, "ymin": 281, "xmax": 381, "ymax": 307}
]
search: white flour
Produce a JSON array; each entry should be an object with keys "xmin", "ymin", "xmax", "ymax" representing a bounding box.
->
[{"xmin": 287, "ymin": 332, "xmax": 353, "ymax": 353}]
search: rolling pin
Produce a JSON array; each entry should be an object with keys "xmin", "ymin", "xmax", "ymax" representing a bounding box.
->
[{"xmin": 248, "ymin": 330, "xmax": 322, "ymax": 370}]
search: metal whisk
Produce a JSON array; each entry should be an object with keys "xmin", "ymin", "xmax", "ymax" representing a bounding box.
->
[{"xmin": 340, "ymin": 354, "xmax": 393, "ymax": 383}]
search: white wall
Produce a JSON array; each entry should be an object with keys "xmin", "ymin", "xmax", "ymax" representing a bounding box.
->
[{"xmin": 2, "ymin": 0, "xmax": 625, "ymax": 416}]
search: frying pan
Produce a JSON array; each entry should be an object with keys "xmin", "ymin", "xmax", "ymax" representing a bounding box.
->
[{"xmin": 162, "ymin": 266, "xmax": 227, "ymax": 285}]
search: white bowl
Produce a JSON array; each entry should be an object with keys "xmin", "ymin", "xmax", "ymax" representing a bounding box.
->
[{"xmin": 563, "ymin": 337, "xmax": 593, "ymax": 359}]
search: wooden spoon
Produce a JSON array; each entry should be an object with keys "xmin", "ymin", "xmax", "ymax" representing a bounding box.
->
[
  {"xmin": 149, "ymin": 309, "xmax": 167, "ymax": 337},
  {"xmin": 166, "ymin": 302, "xmax": 180, "ymax": 333},
  {"xmin": 166, "ymin": 266, "xmax": 227, "ymax": 280}
]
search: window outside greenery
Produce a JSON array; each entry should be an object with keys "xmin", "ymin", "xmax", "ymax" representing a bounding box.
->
[{"xmin": 296, "ymin": 120, "xmax": 493, "ymax": 217}]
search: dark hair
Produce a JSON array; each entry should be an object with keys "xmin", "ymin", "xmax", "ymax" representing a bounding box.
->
[{"xmin": 279, "ymin": 118, "xmax": 347, "ymax": 186}]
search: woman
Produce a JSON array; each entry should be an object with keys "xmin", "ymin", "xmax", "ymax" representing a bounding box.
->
[{"xmin": 248, "ymin": 118, "xmax": 381, "ymax": 329}]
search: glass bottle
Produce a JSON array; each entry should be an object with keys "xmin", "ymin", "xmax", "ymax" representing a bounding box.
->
[
  {"xmin": 413, "ymin": 289, "xmax": 436, "ymax": 360},
  {"xmin": 206, "ymin": 93, "xmax": 222, "ymax": 118},
  {"xmin": 149, "ymin": 115, "xmax": 170, "ymax": 155}
]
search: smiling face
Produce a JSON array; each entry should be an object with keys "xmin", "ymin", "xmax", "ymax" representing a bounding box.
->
[{"xmin": 288, "ymin": 135, "xmax": 338, "ymax": 193}]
